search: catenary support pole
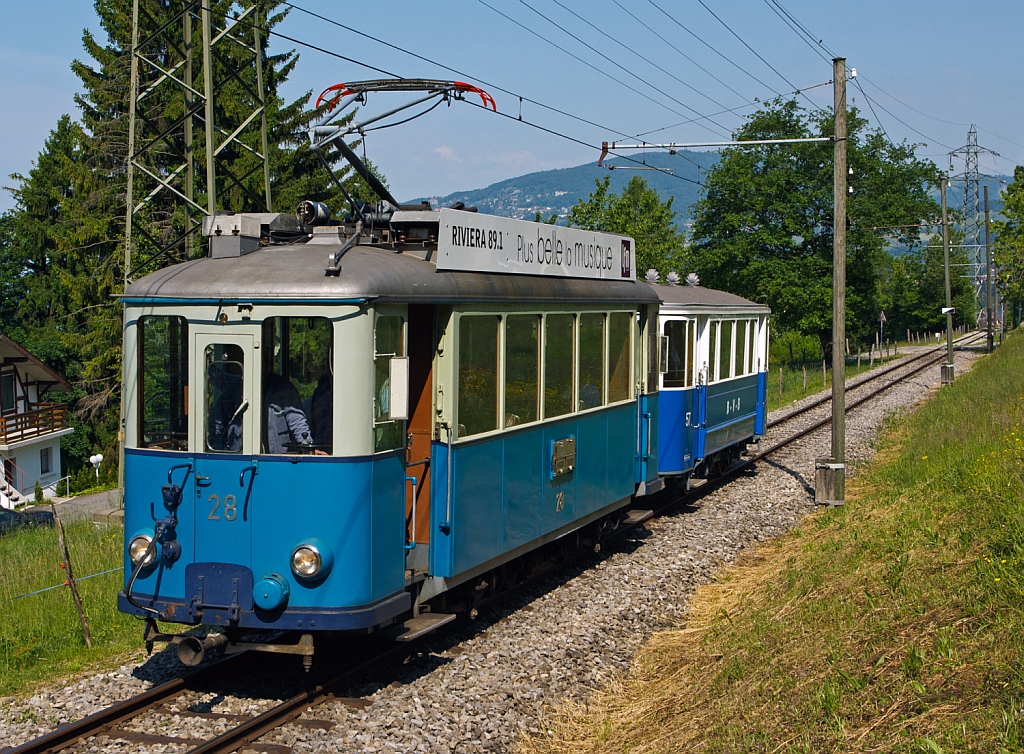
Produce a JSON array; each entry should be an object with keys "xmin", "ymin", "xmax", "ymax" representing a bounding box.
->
[
  {"xmin": 985, "ymin": 185, "xmax": 993, "ymax": 353},
  {"xmin": 817, "ymin": 57, "xmax": 846, "ymax": 506},
  {"xmin": 941, "ymin": 178, "xmax": 955, "ymax": 383}
]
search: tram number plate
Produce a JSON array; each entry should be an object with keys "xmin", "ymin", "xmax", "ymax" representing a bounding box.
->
[
  {"xmin": 550, "ymin": 436, "xmax": 576, "ymax": 478},
  {"xmin": 207, "ymin": 493, "xmax": 238, "ymax": 521}
]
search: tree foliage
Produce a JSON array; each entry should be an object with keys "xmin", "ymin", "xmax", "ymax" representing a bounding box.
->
[
  {"xmin": 686, "ymin": 99, "xmax": 947, "ymax": 349},
  {"xmin": 567, "ymin": 175, "xmax": 685, "ymax": 277},
  {"xmin": 2, "ymin": 0, "xmax": 379, "ymax": 477},
  {"xmin": 994, "ymin": 166, "xmax": 1024, "ymax": 327}
]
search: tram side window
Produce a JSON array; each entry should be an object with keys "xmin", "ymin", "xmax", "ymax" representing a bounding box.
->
[
  {"xmin": 708, "ymin": 321, "xmax": 719, "ymax": 382},
  {"xmin": 262, "ymin": 317, "xmax": 333, "ymax": 455},
  {"xmin": 505, "ymin": 315, "xmax": 539, "ymax": 426},
  {"xmin": 734, "ymin": 320, "xmax": 747, "ymax": 376},
  {"xmin": 374, "ymin": 316, "xmax": 404, "ymax": 452},
  {"xmin": 544, "ymin": 313, "xmax": 575, "ymax": 418},
  {"xmin": 205, "ymin": 344, "xmax": 245, "ymax": 453},
  {"xmin": 720, "ymin": 320, "xmax": 734, "ymax": 380},
  {"xmin": 686, "ymin": 320, "xmax": 696, "ymax": 387},
  {"xmin": 608, "ymin": 312, "xmax": 632, "ymax": 403},
  {"xmin": 139, "ymin": 315, "xmax": 188, "ymax": 450},
  {"xmin": 748, "ymin": 319, "xmax": 757, "ymax": 372},
  {"xmin": 579, "ymin": 313, "xmax": 605, "ymax": 410},
  {"xmin": 458, "ymin": 316, "xmax": 499, "ymax": 438},
  {"xmin": 663, "ymin": 320, "xmax": 688, "ymax": 388}
]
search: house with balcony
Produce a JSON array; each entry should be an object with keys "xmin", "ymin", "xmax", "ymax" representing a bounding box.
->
[{"xmin": 0, "ymin": 334, "xmax": 74, "ymax": 508}]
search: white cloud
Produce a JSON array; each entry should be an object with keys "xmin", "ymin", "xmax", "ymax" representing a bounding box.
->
[{"xmin": 433, "ymin": 145, "xmax": 461, "ymax": 162}]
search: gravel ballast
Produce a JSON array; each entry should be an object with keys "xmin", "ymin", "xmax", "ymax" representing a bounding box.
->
[{"xmin": 0, "ymin": 347, "xmax": 979, "ymax": 752}]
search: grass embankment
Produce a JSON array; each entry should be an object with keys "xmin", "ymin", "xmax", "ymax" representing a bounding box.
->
[
  {"xmin": 526, "ymin": 334, "xmax": 1024, "ymax": 753},
  {"xmin": 0, "ymin": 519, "xmax": 141, "ymax": 697}
]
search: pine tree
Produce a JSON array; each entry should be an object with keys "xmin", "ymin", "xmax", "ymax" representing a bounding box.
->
[{"xmin": 4, "ymin": 0, "xmax": 380, "ymax": 476}]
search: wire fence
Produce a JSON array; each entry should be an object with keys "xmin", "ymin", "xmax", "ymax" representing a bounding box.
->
[{"xmin": 5, "ymin": 568, "xmax": 121, "ymax": 601}]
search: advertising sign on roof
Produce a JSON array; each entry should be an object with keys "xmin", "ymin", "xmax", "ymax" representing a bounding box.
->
[{"xmin": 436, "ymin": 208, "xmax": 634, "ymax": 280}]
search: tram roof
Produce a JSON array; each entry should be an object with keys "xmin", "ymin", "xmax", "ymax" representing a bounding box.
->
[
  {"xmin": 124, "ymin": 242, "xmax": 662, "ymax": 306},
  {"xmin": 653, "ymin": 283, "xmax": 769, "ymax": 313}
]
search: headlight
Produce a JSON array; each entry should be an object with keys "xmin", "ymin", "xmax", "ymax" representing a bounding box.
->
[
  {"xmin": 129, "ymin": 533, "xmax": 157, "ymax": 567},
  {"xmin": 290, "ymin": 544, "xmax": 322, "ymax": 579}
]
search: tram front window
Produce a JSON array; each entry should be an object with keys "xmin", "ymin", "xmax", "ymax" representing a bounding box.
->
[
  {"xmin": 205, "ymin": 344, "xmax": 245, "ymax": 453},
  {"xmin": 262, "ymin": 317, "xmax": 333, "ymax": 455},
  {"xmin": 138, "ymin": 315, "xmax": 188, "ymax": 450}
]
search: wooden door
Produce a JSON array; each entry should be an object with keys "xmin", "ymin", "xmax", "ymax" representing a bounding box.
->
[{"xmin": 406, "ymin": 305, "xmax": 435, "ymax": 545}]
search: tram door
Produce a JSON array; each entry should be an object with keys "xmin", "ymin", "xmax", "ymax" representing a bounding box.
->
[
  {"xmin": 405, "ymin": 305, "xmax": 435, "ymax": 555},
  {"xmin": 192, "ymin": 333, "xmax": 255, "ymax": 565}
]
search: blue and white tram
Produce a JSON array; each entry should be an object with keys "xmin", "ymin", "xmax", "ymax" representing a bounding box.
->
[
  {"xmin": 655, "ymin": 284, "xmax": 770, "ymax": 482},
  {"xmin": 118, "ymin": 207, "xmax": 671, "ymax": 661}
]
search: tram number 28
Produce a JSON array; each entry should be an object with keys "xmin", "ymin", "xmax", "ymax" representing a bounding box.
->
[{"xmin": 208, "ymin": 494, "xmax": 238, "ymax": 521}]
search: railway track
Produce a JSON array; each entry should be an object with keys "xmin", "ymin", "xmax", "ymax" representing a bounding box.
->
[{"xmin": 7, "ymin": 333, "xmax": 982, "ymax": 754}]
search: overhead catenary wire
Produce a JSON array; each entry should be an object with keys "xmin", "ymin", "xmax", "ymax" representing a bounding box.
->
[
  {"xmin": 761, "ymin": 0, "xmax": 831, "ymax": 64},
  {"xmin": 644, "ymin": 0, "xmax": 781, "ymax": 97},
  {"xmin": 509, "ymin": 0, "xmax": 734, "ymax": 138},
  {"xmin": 694, "ymin": 0, "xmax": 821, "ymax": 110},
  {"xmin": 279, "ymin": 0, "xmax": 713, "ymax": 168},
  {"xmin": 546, "ymin": 0, "xmax": 740, "ymax": 117},
  {"xmin": 610, "ymin": 0, "xmax": 750, "ymax": 103}
]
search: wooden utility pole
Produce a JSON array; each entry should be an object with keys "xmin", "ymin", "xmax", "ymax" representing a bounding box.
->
[
  {"xmin": 941, "ymin": 178, "xmax": 955, "ymax": 383},
  {"xmin": 817, "ymin": 57, "xmax": 846, "ymax": 506},
  {"xmin": 984, "ymin": 185, "xmax": 994, "ymax": 353}
]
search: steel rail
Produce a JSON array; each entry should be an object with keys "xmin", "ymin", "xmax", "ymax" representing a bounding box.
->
[
  {"xmin": 4, "ymin": 653, "xmax": 248, "ymax": 754},
  {"xmin": 767, "ymin": 331, "xmax": 981, "ymax": 430},
  {"xmin": 7, "ymin": 333, "xmax": 983, "ymax": 754}
]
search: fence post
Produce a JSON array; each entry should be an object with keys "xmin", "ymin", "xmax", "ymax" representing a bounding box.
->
[
  {"xmin": 822, "ymin": 359, "xmax": 826, "ymax": 388},
  {"xmin": 802, "ymin": 365, "xmax": 807, "ymax": 395},
  {"xmin": 778, "ymin": 366, "xmax": 783, "ymax": 403},
  {"xmin": 51, "ymin": 504, "xmax": 92, "ymax": 648}
]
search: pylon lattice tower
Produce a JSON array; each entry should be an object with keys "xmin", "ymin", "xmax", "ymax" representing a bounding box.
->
[
  {"xmin": 949, "ymin": 125, "xmax": 997, "ymax": 305},
  {"xmin": 124, "ymin": 0, "xmax": 272, "ymax": 287}
]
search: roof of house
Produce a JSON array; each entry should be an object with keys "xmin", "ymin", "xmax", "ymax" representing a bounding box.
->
[{"xmin": 0, "ymin": 334, "xmax": 73, "ymax": 392}]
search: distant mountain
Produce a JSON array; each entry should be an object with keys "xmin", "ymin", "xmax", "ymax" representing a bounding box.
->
[{"xmin": 410, "ymin": 150, "xmax": 719, "ymax": 227}]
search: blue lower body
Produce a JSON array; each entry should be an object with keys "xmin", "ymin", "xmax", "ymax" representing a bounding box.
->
[
  {"xmin": 429, "ymin": 401, "xmax": 638, "ymax": 579},
  {"xmin": 120, "ymin": 448, "xmax": 407, "ymax": 630}
]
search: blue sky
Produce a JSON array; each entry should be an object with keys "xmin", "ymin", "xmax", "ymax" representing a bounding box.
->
[{"xmin": 1, "ymin": 0, "xmax": 1021, "ymax": 212}]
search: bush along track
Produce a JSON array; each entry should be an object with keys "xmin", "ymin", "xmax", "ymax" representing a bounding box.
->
[{"xmin": 524, "ymin": 334, "xmax": 1024, "ymax": 754}]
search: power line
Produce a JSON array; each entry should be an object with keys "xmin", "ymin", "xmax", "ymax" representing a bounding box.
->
[
  {"xmin": 511, "ymin": 0, "xmax": 733, "ymax": 138},
  {"xmin": 694, "ymin": 0, "xmax": 820, "ymax": 109},
  {"xmin": 760, "ymin": 0, "xmax": 831, "ymax": 64},
  {"xmin": 851, "ymin": 76, "xmax": 893, "ymax": 148},
  {"xmin": 853, "ymin": 85, "xmax": 955, "ymax": 150},
  {"xmin": 636, "ymin": 79, "xmax": 833, "ymax": 139},
  {"xmin": 768, "ymin": 0, "xmax": 835, "ymax": 58},
  {"xmin": 610, "ymin": 0, "xmax": 750, "ymax": 103},
  {"xmin": 463, "ymin": 99, "xmax": 702, "ymax": 186},
  {"xmin": 279, "ymin": 0, "xmax": 703, "ymax": 170},
  {"xmin": 270, "ymin": 3, "xmax": 705, "ymax": 185},
  {"xmin": 546, "ymin": 0, "xmax": 739, "ymax": 118},
  {"xmin": 645, "ymin": 0, "xmax": 781, "ymax": 97}
]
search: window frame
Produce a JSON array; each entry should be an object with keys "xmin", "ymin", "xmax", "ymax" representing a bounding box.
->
[
  {"xmin": 373, "ymin": 312, "xmax": 407, "ymax": 452},
  {"xmin": 451, "ymin": 306, "xmax": 637, "ymax": 444}
]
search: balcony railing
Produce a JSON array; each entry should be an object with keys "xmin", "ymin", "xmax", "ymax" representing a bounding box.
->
[{"xmin": 0, "ymin": 402, "xmax": 70, "ymax": 445}]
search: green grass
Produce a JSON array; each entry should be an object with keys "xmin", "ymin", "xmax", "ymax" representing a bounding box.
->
[
  {"xmin": 0, "ymin": 519, "xmax": 143, "ymax": 696},
  {"xmin": 766, "ymin": 351, "xmax": 902, "ymax": 414},
  {"xmin": 525, "ymin": 333, "xmax": 1024, "ymax": 753}
]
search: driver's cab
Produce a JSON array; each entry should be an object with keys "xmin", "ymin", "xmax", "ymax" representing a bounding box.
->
[{"xmin": 121, "ymin": 302, "xmax": 413, "ymax": 626}]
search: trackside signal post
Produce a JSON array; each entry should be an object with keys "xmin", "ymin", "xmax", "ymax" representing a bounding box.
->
[{"xmin": 816, "ymin": 57, "xmax": 847, "ymax": 506}]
